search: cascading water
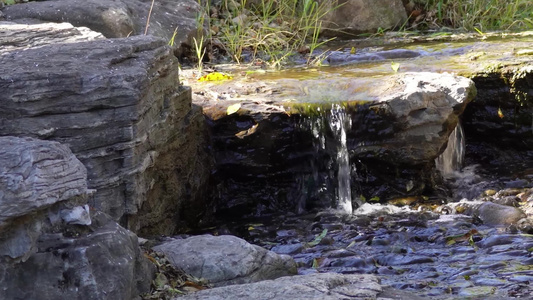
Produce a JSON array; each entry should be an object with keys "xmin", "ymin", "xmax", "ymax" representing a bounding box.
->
[
  {"xmin": 435, "ymin": 122, "xmax": 465, "ymax": 177},
  {"xmin": 328, "ymin": 104, "xmax": 353, "ymax": 214},
  {"xmin": 303, "ymin": 104, "xmax": 355, "ymax": 214}
]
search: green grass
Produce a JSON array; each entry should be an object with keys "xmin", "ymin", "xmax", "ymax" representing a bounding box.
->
[
  {"xmin": 416, "ymin": 0, "xmax": 533, "ymax": 31},
  {"xmin": 202, "ymin": 0, "xmax": 341, "ymax": 67}
]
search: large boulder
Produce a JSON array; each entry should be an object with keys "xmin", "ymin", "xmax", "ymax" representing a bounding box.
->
[
  {"xmin": 153, "ymin": 235, "xmax": 297, "ymax": 287},
  {"xmin": 319, "ymin": 0, "xmax": 408, "ymax": 38},
  {"xmin": 0, "ymin": 0, "xmax": 203, "ymax": 57},
  {"xmin": 0, "ymin": 136, "xmax": 154, "ymax": 300},
  {"xmin": 174, "ymin": 273, "xmax": 382, "ymax": 300},
  {"xmin": 0, "ymin": 35, "xmax": 212, "ymax": 235}
]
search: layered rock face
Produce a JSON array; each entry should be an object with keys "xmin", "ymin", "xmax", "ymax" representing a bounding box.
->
[
  {"xmin": 0, "ymin": 136, "xmax": 153, "ymax": 300},
  {"xmin": 1, "ymin": 0, "xmax": 203, "ymax": 57},
  {"xmin": 0, "ymin": 35, "xmax": 212, "ymax": 235}
]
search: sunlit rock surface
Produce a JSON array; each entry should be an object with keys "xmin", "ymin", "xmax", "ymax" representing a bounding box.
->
[{"xmin": 1, "ymin": 0, "xmax": 202, "ymax": 57}]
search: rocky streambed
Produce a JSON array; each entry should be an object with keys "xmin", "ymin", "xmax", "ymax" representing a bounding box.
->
[{"xmin": 170, "ymin": 32, "xmax": 533, "ymax": 299}]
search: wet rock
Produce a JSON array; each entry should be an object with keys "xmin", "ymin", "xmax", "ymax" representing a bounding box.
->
[
  {"xmin": 327, "ymin": 49, "xmax": 427, "ymax": 65},
  {"xmin": 477, "ymin": 202, "xmax": 526, "ymax": 225},
  {"xmin": 152, "ymin": 235, "xmax": 297, "ymax": 287},
  {"xmin": 197, "ymin": 71, "xmax": 474, "ymax": 216},
  {"xmin": 271, "ymin": 243, "xmax": 304, "ymax": 255},
  {"xmin": 320, "ymin": 0, "xmax": 408, "ymax": 38},
  {"xmin": 1, "ymin": 0, "xmax": 203, "ymax": 57},
  {"xmin": 174, "ymin": 273, "xmax": 382, "ymax": 300},
  {"xmin": 450, "ymin": 201, "xmax": 526, "ymax": 225},
  {"xmin": 0, "ymin": 136, "xmax": 153, "ymax": 300},
  {"xmin": 0, "ymin": 35, "xmax": 212, "ymax": 235}
]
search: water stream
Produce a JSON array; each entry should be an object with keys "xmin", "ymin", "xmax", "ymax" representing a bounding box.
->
[
  {"xmin": 436, "ymin": 123, "xmax": 465, "ymax": 177},
  {"xmin": 328, "ymin": 104, "xmax": 353, "ymax": 214}
]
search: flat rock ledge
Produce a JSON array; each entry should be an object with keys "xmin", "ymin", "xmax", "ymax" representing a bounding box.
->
[{"xmin": 174, "ymin": 273, "xmax": 382, "ymax": 300}]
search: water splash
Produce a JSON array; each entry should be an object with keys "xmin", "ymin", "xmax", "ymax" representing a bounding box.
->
[
  {"xmin": 328, "ymin": 104, "xmax": 353, "ymax": 214},
  {"xmin": 436, "ymin": 122, "xmax": 465, "ymax": 177}
]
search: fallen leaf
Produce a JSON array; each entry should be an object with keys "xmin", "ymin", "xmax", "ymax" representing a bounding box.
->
[
  {"xmin": 391, "ymin": 61, "xmax": 400, "ymax": 72},
  {"xmin": 227, "ymin": 103, "xmax": 241, "ymax": 115},
  {"xmin": 235, "ymin": 124, "xmax": 259, "ymax": 139},
  {"xmin": 198, "ymin": 72, "xmax": 233, "ymax": 82},
  {"xmin": 307, "ymin": 229, "xmax": 328, "ymax": 247},
  {"xmin": 350, "ymin": 47, "xmax": 356, "ymax": 54},
  {"xmin": 497, "ymin": 107, "xmax": 504, "ymax": 119}
]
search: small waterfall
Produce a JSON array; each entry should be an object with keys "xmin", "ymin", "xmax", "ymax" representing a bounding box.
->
[
  {"xmin": 328, "ymin": 104, "xmax": 353, "ymax": 214},
  {"xmin": 303, "ymin": 104, "xmax": 355, "ymax": 214},
  {"xmin": 436, "ymin": 122, "xmax": 465, "ymax": 177}
]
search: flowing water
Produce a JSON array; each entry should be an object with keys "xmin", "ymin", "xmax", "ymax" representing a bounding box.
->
[
  {"xmin": 304, "ymin": 104, "xmax": 357, "ymax": 214},
  {"xmin": 436, "ymin": 123, "xmax": 466, "ymax": 177},
  {"xmin": 328, "ymin": 104, "xmax": 354, "ymax": 214}
]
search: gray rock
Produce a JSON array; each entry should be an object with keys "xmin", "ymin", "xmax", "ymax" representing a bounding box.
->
[
  {"xmin": 0, "ymin": 136, "xmax": 88, "ymax": 228},
  {"xmin": 173, "ymin": 273, "xmax": 382, "ymax": 300},
  {"xmin": 450, "ymin": 200, "xmax": 526, "ymax": 225},
  {"xmin": 320, "ymin": 0, "xmax": 408, "ymax": 38},
  {"xmin": 1, "ymin": 0, "xmax": 203, "ymax": 57},
  {"xmin": 0, "ymin": 136, "xmax": 154, "ymax": 300},
  {"xmin": 476, "ymin": 202, "xmax": 526, "ymax": 225},
  {"xmin": 153, "ymin": 235, "xmax": 297, "ymax": 287},
  {"xmin": 364, "ymin": 72, "xmax": 476, "ymax": 164},
  {"xmin": 0, "ymin": 211, "xmax": 154, "ymax": 300},
  {"xmin": 0, "ymin": 35, "xmax": 212, "ymax": 235},
  {"xmin": 0, "ymin": 22, "xmax": 104, "ymax": 54}
]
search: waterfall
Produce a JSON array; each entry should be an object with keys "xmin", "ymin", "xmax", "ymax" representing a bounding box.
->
[
  {"xmin": 300, "ymin": 104, "xmax": 358, "ymax": 214},
  {"xmin": 435, "ymin": 122, "xmax": 465, "ymax": 177},
  {"xmin": 328, "ymin": 104, "xmax": 353, "ymax": 214}
]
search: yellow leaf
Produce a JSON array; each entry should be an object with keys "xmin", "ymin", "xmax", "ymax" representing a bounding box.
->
[
  {"xmin": 248, "ymin": 226, "xmax": 255, "ymax": 231},
  {"xmin": 497, "ymin": 107, "xmax": 504, "ymax": 119},
  {"xmin": 227, "ymin": 103, "xmax": 241, "ymax": 115},
  {"xmin": 391, "ymin": 61, "xmax": 400, "ymax": 72},
  {"xmin": 350, "ymin": 47, "xmax": 356, "ymax": 54},
  {"xmin": 198, "ymin": 72, "xmax": 233, "ymax": 82}
]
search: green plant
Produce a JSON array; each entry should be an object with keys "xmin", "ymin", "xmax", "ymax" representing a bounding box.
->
[
  {"xmin": 206, "ymin": 0, "xmax": 341, "ymax": 67},
  {"xmin": 416, "ymin": 0, "xmax": 533, "ymax": 31},
  {"xmin": 193, "ymin": 36, "xmax": 206, "ymax": 74}
]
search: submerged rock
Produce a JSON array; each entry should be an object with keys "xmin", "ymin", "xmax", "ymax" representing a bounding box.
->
[{"xmin": 153, "ymin": 235, "xmax": 297, "ymax": 287}]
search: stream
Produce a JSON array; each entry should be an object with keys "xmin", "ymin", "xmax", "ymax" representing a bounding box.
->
[{"xmin": 186, "ymin": 32, "xmax": 533, "ymax": 299}]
